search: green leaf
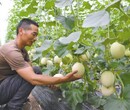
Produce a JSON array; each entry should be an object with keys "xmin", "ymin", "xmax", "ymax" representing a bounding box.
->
[
  {"xmin": 120, "ymin": 72, "xmax": 130, "ymax": 86},
  {"xmin": 74, "ymin": 47, "xmax": 86, "ymax": 54},
  {"xmin": 118, "ymin": 30, "xmax": 130, "ymax": 42},
  {"xmin": 121, "ymin": 85, "xmax": 130, "ymax": 109},
  {"xmin": 26, "ymin": 1, "xmax": 37, "ymax": 13},
  {"xmin": 56, "ymin": 15, "xmax": 75, "ymax": 30},
  {"xmin": 32, "ymin": 40, "xmax": 53, "ymax": 60},
  {"xmin": 88, "ymin": 95, "xmax": 106, "ymax": 108},
  {"xmin": 33, "ymin": 52, "xmax": 42, "ymax": 61},
  {"xmin": 42, "ymin": 66, "xmax": 55, "ymax": 75},
  {"xmin": 83, "ymin": 1, "xmax": 91, "ymax": 9},
  {"xmin": 36, "ymin": 40, "xmax": 53, "ymax": 52},
  {"xmin": 82, "ymin": 10, "xmax": 110, "ymax": 28},
  {"xmin": 123, "ymin": 85, "xmax": 130, "ymax": 99},
  {"xmin": 65, "ymin": 88, "xmax": 84, "ymax": 110},
  {"xmin": 108, "ymin": 61, "xmax": 119, "ymax": 69},
  {"xmin": 44, "ymin": 21, "xmax": 56, "ymax": 26},
  {"xmin": 103, "ymin": 85, "xmax": 130, "ymax": 110},
  {"xmin": 54, "ymin": 40, "xmax": 68, "ymax": 57},
  {"xmin": 59, "ymin": 31, "xmax": 81, "ymax": 44},
  {"xmin": 44, "ymin": 0, "xmax": 55, "ymax": 9},
  {"xmin": 55, "ymin": 0, "xmax": 72, "ymax": 8},
  {"xmin": 103, "ymin": 96, "xmax": 128, "ymax": 110},
  {"xmin": 102, "ymin": 38, "xmax": 118, "ymax": 46},
  {"xmin": 19, "ymin": 4, "xmax": 30, "ymax": 11},
  {"xmin": 105, "ymin": 0, "xmax": 121, "ymax": 11}
]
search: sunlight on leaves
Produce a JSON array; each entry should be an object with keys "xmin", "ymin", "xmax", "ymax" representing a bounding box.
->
[
  {"xmin": 59, "ymin": 31, "xmax": 81, "ymax": 44},
  {"xmin": 82, "ymin": 10, "xmax": 110, "ymax": 28}
]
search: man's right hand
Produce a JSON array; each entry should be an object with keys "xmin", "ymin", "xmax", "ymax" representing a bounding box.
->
[{"xmin": 62, "ymin": 70, "xmax": 82, "ymax": 82}]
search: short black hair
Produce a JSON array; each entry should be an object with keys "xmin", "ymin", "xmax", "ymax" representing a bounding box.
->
[{"xmin": 16, "ymin": 18, "xmax": 39, "ymax": 35}]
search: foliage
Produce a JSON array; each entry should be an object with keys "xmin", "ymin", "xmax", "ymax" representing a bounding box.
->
[{"xmin": 6, "ymin": 0, "xmax": 130, "ymax": 110}]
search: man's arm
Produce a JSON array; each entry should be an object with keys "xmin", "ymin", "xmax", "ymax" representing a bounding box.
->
[{"xmin": 16, "ymin": 66, "xmax": 80, "ymax": 85}]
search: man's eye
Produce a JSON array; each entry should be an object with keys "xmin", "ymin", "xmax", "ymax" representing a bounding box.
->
[
  {"xmin": 32, "ymin": 33, "xmax": 37, "ymax": 37},
  {"xmin": 32, "ymin": 33, "xmax": 35, "ymax": 36}
]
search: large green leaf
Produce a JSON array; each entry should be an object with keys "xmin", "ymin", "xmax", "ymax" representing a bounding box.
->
[
  {"xmin": 82, "ymin": 10, "xmax": 110, "ymax": 28},
  {"xmin": 33, "ymin": 40, "xmax": 53, "ymax": 60},
  {"xmin": 104, "ymin": 98, "xmax": 127, "ymax": 110},
  {"xmin": 104, "ymin": 85, "xmax": 130, "ymax": 110},
  {"xmin": 102, "ymin": 38, "xmax": 118, "ymax": 46},
  {"xmin": 104, "ymin": 96, "xmax": 128, "ymax": 110},
  {"xmin": 19, "ymin": 4, "xmax": 30, "ymax": 11},
  {"xmin": 123, "ymin": 85, "xmax": 130, "ymax": 99},
  {"xmin": 59, "ymin": 31, "xmax": 81, "ymax": 44},
  {"xmin": 19, "ymin": 0, "xmax": 37, "ymax": 16},
  {"xmin": 44, "ymin": 0, "xmax": 55, "ymax": 9},
  {"xmin": 118, "ymin": 30, "xmax": 130, "ymax": 42},
  {"xmin": 56, "ymin": 15, "xmax": 75, "ymax": 30},
  {"xmin": 36, "ymin": 40, "xmax": 53, "ymax": 52},
  {"xmin": 120, "ymin": 72, "xmax": 130, "ymax": 86},
  {"xmin": 55, "ymin": 0, "xmax": 72, "ymax": 8},
  {"xmin": 33, "ymin": 52, "xmax": 42, "ymax": 61},
  {"xmin": 105, "ymin": 0, "xmax": 121, "ymax": 11},
  {"xmin": 54, "ymin": 40, "xmax": 68, "ymax": 57},
  {"xmin": 74, "ymin": 47, "xmax": 86, "ymax": 54},
  {"xmin": 44, "ymin": 21, "xmax": 56, "ymax": 26},
  {"xmin": 83, "ymin": 1, "xmax": 91, "ymax": 9},
  {"xmin": 26, "ymin": 1, "xmax": 37, "ymax": 13},
  {"xmin": 88, "ymin": 95, "xmax": 106, "ymax": 108},
  {"xmin": 65, "ymin": 88, "xmax": 84, "ymax": 110}
]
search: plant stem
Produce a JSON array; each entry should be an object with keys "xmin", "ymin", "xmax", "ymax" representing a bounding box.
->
[
  {"xmin": 116, "ymin": 73, "xmax": 124, "ymax": 98},
  {"xmin": 119, "ymin": 7, "xmax": 130, "ymax": 19},
  {"xmin": 107, "ymin": 25, "xmax": 110, "ymax": 38},
  {"xmin": 116, "ymin": 73, "xmax": 124, "ymax": 89}
]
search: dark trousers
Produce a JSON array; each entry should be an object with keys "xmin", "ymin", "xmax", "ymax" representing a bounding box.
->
[{"xmin": 0, "ymin": 66, "xmax": 42, "ymax": 110}]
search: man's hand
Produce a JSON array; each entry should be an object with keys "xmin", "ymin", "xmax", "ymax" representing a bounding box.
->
[
  {"xmin": 62, "ymin": 70, "xmax": 82, "ymax": 82},
  {"xmin": 48, "ymin": 70, "xmax": 81, "ymax": 89}
]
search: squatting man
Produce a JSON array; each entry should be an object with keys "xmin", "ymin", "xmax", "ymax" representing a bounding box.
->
[{"xmin": 0, "ymin": 18, "xmax": 81, "ymax": 110}]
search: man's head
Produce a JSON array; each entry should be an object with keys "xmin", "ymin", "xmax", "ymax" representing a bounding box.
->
[
  {"xmin": 17, "ymin": 18, "xmax": 39, "ymax": 35},
  {"xmin": 16, "ymin": 18, "xmax": 39, "ymax": 46}
]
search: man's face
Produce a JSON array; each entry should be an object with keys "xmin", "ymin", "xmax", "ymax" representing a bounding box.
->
[{"xmin": 21, "ymin": 24, "xmax": 38, "ymax": 46}]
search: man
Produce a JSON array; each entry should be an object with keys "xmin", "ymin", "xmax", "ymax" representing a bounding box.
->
[{"xmin": 0, "ymin": 18, "xmax": 81, "ymax": 110}]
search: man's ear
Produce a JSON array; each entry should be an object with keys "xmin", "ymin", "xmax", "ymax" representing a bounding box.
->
[{"xmin": 18, "ymin": 28, "xmax": 24, "ymax": 35}]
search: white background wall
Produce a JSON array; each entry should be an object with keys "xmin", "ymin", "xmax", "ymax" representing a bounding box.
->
[{"xmin": 0, "ymin": 0, "xmax": 13, "ymax": 45}]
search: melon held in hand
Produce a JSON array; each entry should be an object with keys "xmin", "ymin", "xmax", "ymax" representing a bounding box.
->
[{"xmin": 72, "ymin": 62, "xmax": 85, "ymax": 77}]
